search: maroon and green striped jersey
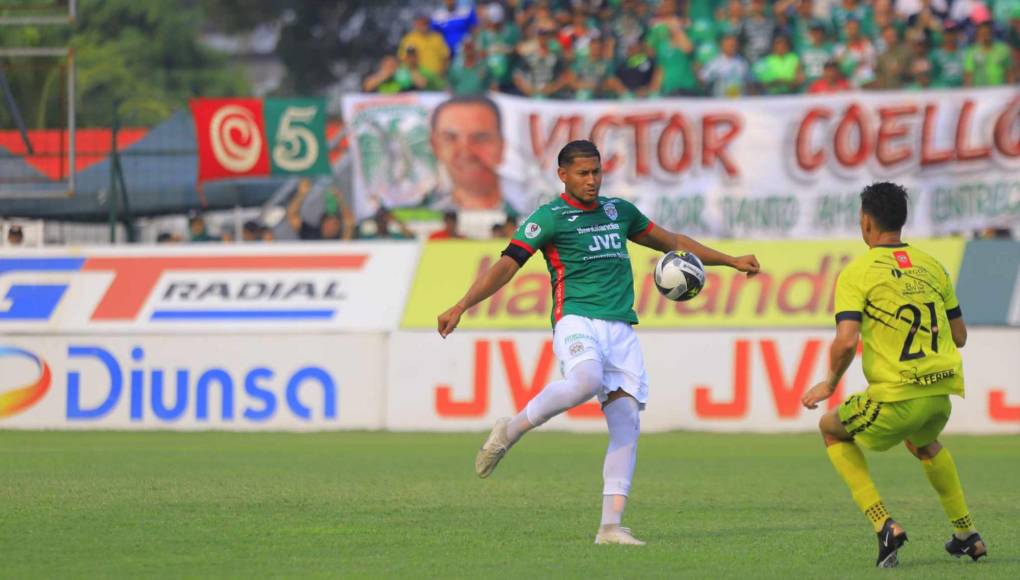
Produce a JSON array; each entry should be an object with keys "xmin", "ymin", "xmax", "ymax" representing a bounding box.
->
[{"xmin": 507, "ymin": 193, "xmax": 654, "ymax": 327}]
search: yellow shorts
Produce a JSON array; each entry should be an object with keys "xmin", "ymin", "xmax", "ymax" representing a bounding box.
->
[{"xmin": 837, "ymin": 393, "xmax": 952, "ymax": 452}]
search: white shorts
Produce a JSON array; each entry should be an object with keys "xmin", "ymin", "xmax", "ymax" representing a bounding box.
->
[{"xmin": 552, "ymin": 314, "xmax": 649, "ymax": 409}]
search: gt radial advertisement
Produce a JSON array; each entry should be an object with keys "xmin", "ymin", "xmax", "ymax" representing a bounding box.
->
[
  {"xmin": 0, "ymin": 335, "xmax": 386, "ymax": 430},
  {"xmin": 386, "ymin": 329, "xmax": 1020, "ymax": 434},
  {"xmin": 0, "ymin": 242, "xmax": 418, "ymax": 333}
]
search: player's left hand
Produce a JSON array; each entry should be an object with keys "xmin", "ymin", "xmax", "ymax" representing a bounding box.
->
[
  {"xmin": 732, "ymin": 254, "xmax": 760, "ymax": 277},
  {"xmin": 801, "ymin": 380, "xmax": 836, "ymax": 409}
]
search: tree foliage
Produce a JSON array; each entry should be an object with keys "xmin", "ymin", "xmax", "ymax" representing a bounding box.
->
[
  {"xmin": 1, "ymin": 0, "xmax": 249, "ymax": 128},
  {"xmin": 201, "ymin": 0, "xmax": 411, "ymax": 95}
]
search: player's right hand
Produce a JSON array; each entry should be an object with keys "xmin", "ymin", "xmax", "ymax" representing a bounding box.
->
[
  {"xmin": 437, "ymin": 305, "xmax": 465, "ymax": 338},
  {"xmin": 801, "ymin": 380, "xmax": 836, "ymax": 409},
  {"xmin": 733, "ymin": 254, "xmax": 760, "ymax": 277}
]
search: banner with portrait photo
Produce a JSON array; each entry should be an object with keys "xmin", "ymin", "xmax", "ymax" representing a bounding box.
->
[{"xmin": 342, "ymin": 88, "xmax": 1020, "ymax": 238}]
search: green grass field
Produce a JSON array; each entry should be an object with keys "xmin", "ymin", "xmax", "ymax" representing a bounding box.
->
[{"xmin": 1, "ymin": 431, "xmax": 1017, "ymax": 579}]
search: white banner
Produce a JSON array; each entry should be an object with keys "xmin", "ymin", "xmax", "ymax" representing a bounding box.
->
[
  {"xmin": 0, "ymin": 334, "xmax": 386, "ymax": 430},
  {"xmin": 386, "ymin": 329, "xmax": 1020, "ymax": 434},
  {"xmin": 343, "ymin": 89, "xmax": 1020, "ymax": 237},
  {"xmin": 0, "ymin": 242, "xmax": 419, "ymax": 333}
]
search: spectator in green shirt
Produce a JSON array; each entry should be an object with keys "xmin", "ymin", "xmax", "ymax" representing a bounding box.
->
[
  {"xmin": 476, "ymin": 6, "xmax": 520, "ymax": 90},
  {"xmin": 716, "ymin": 0, "xmax": 745, "ymax": 38},
  {"xmin": 688, "ymin": 0, "xmax": 724, "ymax": 24},
  {"xmin": 756, "ymin": 35, "xmax": 801, "ymax": 94},
  {"xmin": 570, "ymin": 37, "xmax": 617, "ymax": 99},
  {"xmin": 931, "ymin": 26, "xmax": 965, "ymax": 87},
  {"xmin": 1007, "ymin": 7, "xmax": 1020, "ymax": 81},
  {"xmin": 645, "ymin": 0, "xmax": 683, "ymax": 53},
  {"xmin": 513, "ymin": 27, "xmax": 572, "ymax": 98},
  {"xmin": 448, "ymin": 38, "xmax": 492, "ymax": 95},
  {"xmin": 789, "ymin": 0, "xmax": 830, "ymax": 53},
  {"xmin": 800, "ymin": 21, "xmax": 834, "ymax": 87},
  {"xmin": 650, "ymin": 25, "xmax": 700, "ymax": 96},
  {"xmin": 905, "ymin": 58, "xmax": 935, "ymax": 91},
  {"xmin": 362, "ymin": 56, "xmax": 403, "ymax": 94},
  {"xmin": 964, "ymin": 22, "xmax": 1013, "ymax": 86},
  {"xmin": 1009, "ymin": 6, "xmax": 1020, "ymax": 51},
  {"xmin": 831, "ymin": 0, "xmax": 875, "ymax": 41},
  {"xmin": 363, "ymin": 48, "xmax": 445, "ymax": 93}
]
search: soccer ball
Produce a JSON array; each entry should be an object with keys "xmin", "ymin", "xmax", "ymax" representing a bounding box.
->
[{"xmin": 653, "ymin": 251, "xmax": 706, "ymax": 301}]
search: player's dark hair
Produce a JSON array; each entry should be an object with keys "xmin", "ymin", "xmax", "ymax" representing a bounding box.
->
[
  {"xmin": 558, "ymin": 140, "xmax": 600, "ymax": 167},
  {"xmin": 431, "ymin": 95, "xmax": 502, "ymax": 135},
  {"xmin": 860, "ymin": 182, "xmax": 909, "ymax": 232}
]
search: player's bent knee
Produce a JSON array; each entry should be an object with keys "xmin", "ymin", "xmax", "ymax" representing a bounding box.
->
[
  {"xmin": 819, "ymin": 411, "xmax": 851, "ymax": 445},
  {"xmin": 907, "ymin": 439, "xmax": 942, "ymax": 460}
]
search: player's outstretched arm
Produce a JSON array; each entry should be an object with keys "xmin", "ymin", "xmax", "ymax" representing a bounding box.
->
[
  {"xmin": 635, "ymin": 225, "xmax": 760, "ymax": 275},
  {"xmin": 802, "ymin": 320, "xmax": 860, "ymax": 409},
  {"xmin": 437, "ymin": 255, "xmax": 521, "ymax": 338}
]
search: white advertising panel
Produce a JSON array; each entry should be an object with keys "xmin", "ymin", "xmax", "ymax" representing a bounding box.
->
[
  {"xmin": 387, "ymin": 329, "xmax": 1020, "ymax": 434},
  {"xmin": 0, "ymin": 334, "xmax": 386, "ymax": 430},
  {"xmin": 0, "ymin": 242, "xmax": 419, "ymax": 334}
]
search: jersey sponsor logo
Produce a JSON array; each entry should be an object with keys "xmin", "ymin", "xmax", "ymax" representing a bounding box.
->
[
  {"xmin": 909, "ymin": 368, "xmax": 957, "ymax": 385},
  {"xmin": 0, "ymin": 254, "xmax": 367, "ymax": 324},
  {"xmin": 893, "ymin": 251, "xmax": 912, "ymax": 269},
  {"xmin": 0, "ymin": 346, "xmax": 51, "ymax": 419},
  {"xmin": 525, "ymin": 223, "xmax": 542, "ymax": 239},
  {"xmin": 604, "ymin": 203, "xmax": 618, "ymax": 221},
  {"xmin": 563, "ymin": 333, "xmax": 594, "ymax": 344},
  {"xmin": 587, "ymin": 233, "xmax": 623, "ymax": 252},
  {"xmin": 567, "ymin": 215, "xmax": 579, "ymax": 222},
  {"xmin": 575, "ymin": 223, "xmax": 620, "ymax": 234},
  {"xmin": 569, "ymin": 341, "xmax": 585, "ymax": 356}
]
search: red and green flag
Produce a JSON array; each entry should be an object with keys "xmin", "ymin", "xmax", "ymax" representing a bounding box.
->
[{"xmin": 190, "ymin": 97, "xmax": 330, "ymax": 182}]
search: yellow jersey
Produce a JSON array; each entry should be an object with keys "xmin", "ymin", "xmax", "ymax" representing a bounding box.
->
[{"xmin": 834, "ymin": 243, "xmax": 964, "ymax": 402}]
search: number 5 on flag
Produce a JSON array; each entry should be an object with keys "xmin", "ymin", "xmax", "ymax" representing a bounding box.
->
[{"xmin": 265, "ymin": 99, "xmax": 331, "ymax": 176}]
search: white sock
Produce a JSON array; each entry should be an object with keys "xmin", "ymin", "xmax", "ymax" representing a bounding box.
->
[
  {"xmin": 505, "ymin": 359, "xmax": 603, "ymax": 444},
  {"xmin": 601, "ymin": 495, "xmax": 627, "ymax": 527},
  {"xmin": 600, "ymin": 395, "xmax": 640, "ymax": 526}
]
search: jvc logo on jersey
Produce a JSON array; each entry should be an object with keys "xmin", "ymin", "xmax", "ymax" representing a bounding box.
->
[{"xmin": 587, "ymin": 233, "xmax": 622, "ymax": 252}]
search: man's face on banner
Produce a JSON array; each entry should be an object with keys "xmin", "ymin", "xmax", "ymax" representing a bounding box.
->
[{"xmin": 430, "ymin": 102, "xmax": 504, "ymax": 207}]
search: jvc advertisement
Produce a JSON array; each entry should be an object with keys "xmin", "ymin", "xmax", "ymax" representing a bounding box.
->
[{"xmin": 387, "ymin": 329, "xmax": 1020, "ymax": 434}]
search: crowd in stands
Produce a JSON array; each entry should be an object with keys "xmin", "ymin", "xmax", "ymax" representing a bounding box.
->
[
  {"xmin": 365, "ymin": 0, "xmax": 1020, "ymax": 98},
  {"xmin": 155, "ymin": 179, "xmax": 515, "ymax": 243}
]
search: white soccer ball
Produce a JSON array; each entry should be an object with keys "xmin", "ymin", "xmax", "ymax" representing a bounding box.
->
[{"xmin": 653, "ymin": 251, "xmax": 706, "ymax": 302}]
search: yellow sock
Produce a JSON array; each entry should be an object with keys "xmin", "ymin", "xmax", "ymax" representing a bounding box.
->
[
  {"xmin": 922, "ymin": 448, "xmax": 976, "ymax": 535},
  {"xmin": 827, "ymin": 442, "xmax": 889, "ymax": 532}
]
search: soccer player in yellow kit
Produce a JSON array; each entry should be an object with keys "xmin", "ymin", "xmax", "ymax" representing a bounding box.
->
[{"xmin": 801, "ymin": 182, "xmax": 987, "ymax": 568}]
